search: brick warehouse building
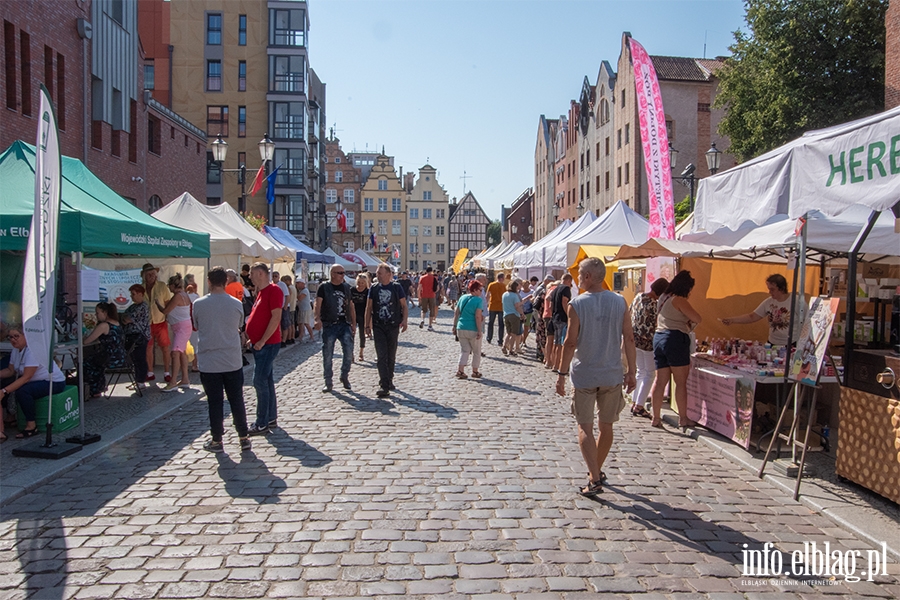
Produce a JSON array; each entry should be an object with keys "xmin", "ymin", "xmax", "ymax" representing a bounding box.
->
[
  {"xmin": 887, "ymin": 0, "xmax": 900, "ymax": 110},
  {"xmin": 1, "ymin": 0, "xmax": 206, "ymax": 213}
]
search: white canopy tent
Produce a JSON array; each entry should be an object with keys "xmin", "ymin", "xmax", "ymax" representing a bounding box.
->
[
  {"xmin": 564, "ymin": 200, "xmax": 650, "ymax": 265},
  {"xmin": 322, "ymin": 248, "xmax": 362, "ymax": 272},
  {"xmin": 515, "ymin": 212, "xmax": 598, "ymax": 273},
  {"xmin": 474, "ymin": 241, "xmax": 509, "ymax": 269},
  {"xmin": 207, "ymin": 202, "xmax": 294, "ymax": 264},
  {"xmin": 511, "ymin": 219, "xmax": 573, "ymax": 270},
  {"xmin": 491, "ymin": 241, "xmax": 523, "ymax": 270}
]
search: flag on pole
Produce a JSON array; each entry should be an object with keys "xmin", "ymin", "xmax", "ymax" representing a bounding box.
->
[
  {"xmin": 336, "ymin": 210, "xmax": 347, "ymax": 233},
  {"xmin": 370, "ymin": 232, "xmax": 377, "ymax": 247},
  {"xmin": 23, "ymin": 84, "xmax": 61, "ymax": 373},
  {"xmin": 392, "ymin": 245, "xmax": 400, "ymax": 260},
  {"xmin": 265, "ymin": 165, "xmax": 281, "ymax": 204},
  {"xmin": 249, "ymin": 164, "xmax": 266, "ymax": 196},
  {"xmin": 629, "ymin": 36, "xmax": 675, "ymax": 240}
]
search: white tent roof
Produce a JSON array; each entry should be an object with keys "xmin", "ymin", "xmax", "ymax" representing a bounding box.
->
[
  {"xmin": 351, "ymin": 249, "xmax": 382, "ymax": 268},
  {"xmin": 516, "ymin": 212, "xmax": 599, "ymax": 270},
  {"xmin": 322, "ymin": 248, "xmax": 361, "ymax": 271},
  {"xmin": 492, "ymin": 241, "xmax": 523, "ymax": 269},
  {"xmin": 564, "ymin": 200, "xmax": 651, "ymax": 265},
  {"xmin": 696, "ymin": 105, "xmax": 900, "ymax": 231},
  {"xmin": 207, "ymin": 203, "xmax": 294, "ymax": 262},
  {"xmin": 153, "ymin": 193, "xmax": 265, "ymax": 259},
  {"xmin": 512, "ymin": 219, "xmax": 573, "ymax": 268}
]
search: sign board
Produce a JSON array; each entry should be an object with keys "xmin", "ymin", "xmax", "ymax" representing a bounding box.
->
[
  {"xmin": 789, "ymin": 296, "xmax": 839, "ymax": 385},
  {"xmin": 686, "ymin": 365, "xmax": 756, "ymax": 449},
  {"xmin": 82, "ymin": 267, "xmax": 142, "ymax": 309}
]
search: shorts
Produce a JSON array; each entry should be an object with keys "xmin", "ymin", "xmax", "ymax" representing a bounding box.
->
[
  {"xmin": 523, "ymin": 313, "xmax": 533, "ymax": 329},
  {"xmin": 170, "ymin": 319, "xmax": 192, "ymax": 353},
  {"xmin": 503, "ymin": 314, "xmax": 522, "ymax": 336},
  {"xmin": 420, "ymin": 296, "xmax": 436, "ymax": 317},
  {"xmin": 298, "ymin": 309, "xmax": 313, "ymax": 327},
  {"xmin": 572, "ymin": 383, "xmax": 626, "ymax": 424},
  {"xmin": 653, "ymin": 329, "xmax": 692, "ymax": 369},
  {"xmin": 553, "ymin": 322, "xmax": 568, "ymax": 346},
  {"xmin": 150, "ymin": 321, "xmax": 170, "ymax": 348},
  {"xmin": 280, "ymin": 307, "xmax": 292, "ymax": 330},
  {"xmin": 545, "ymin": 317, "xmax": 554, "ymax": 335}
]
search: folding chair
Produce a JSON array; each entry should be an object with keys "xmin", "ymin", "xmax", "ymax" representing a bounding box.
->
[{"xmin": 105, "ymin": 338, "xmax": 142, "ymax": 398}]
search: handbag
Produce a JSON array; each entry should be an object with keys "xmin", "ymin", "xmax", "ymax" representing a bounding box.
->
[{"xmin": 453, "ymin": 296, "xmax": 473, "ymax": 341}]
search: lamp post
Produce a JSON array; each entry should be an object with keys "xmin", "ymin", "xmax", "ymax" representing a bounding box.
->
[
  {"xmin": 668, "ymin": 141, "xmax": 722, "ymax": 213},
  {"xmin": 259, "ymin": 133, "xmax": 275, "ymax": 225},
  {"xmin": 210, "ymin": 133, "xmax": 275, "ymax": 217}
]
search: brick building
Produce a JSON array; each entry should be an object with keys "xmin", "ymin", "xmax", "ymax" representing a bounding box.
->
[
  {"xmin": 1, "ymin": 0, "xmax": 206, "ymax": 213},
  {"xmin": 323, "ymin": 136, "xmax": 363, "ymax": 253},
  {"xmin": 505, "ymin": 188, "xmax": 534, "ymax": 246},
  {"xmin": 448, "ymin": 192, "xmax": 490, "ymax": 261},
  {"xmin": 886, "ymin": 0, "xmax": 900, "ymax": 109}
]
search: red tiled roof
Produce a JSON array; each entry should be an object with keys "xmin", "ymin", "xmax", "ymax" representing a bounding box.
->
[{"xmin": 650, "ymin": 56, "xmax": 725, "ymax": 82}]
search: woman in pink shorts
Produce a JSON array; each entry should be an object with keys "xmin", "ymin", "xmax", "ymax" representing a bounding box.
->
[{"xmin": 155, "ymin": 273, "xmax": 193, "ymax": 392}]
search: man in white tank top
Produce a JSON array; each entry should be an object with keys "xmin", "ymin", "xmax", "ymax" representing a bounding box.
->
[{"xmin": 555, "ymin": 257, "xmax": 636, "ymax": 497}]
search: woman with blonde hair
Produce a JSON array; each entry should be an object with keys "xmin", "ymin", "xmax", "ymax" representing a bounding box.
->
[
  {"xmin": 350, "ymin": 272, "xmax": 371, "ymax": 361},
  {"xmin": 156, "ymin": 273, "xmax": 192, "ymax": 392}
]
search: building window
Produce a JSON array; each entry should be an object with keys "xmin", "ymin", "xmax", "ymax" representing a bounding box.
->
[
  {"xmin": 422, "ymin": 244, "xmax": 431, "ymax": 254},
  {"xmin": 148, "ymin": 195, "xmax": 162, "ymax": 213},
  {"xmin": 392, "ymin": 219, "xmax": 401, "ymax": 235},
  {"xmin": 238, "ymin": 61, "xmax": 246, "ymax": 91},
  {"xmin": 409, "ymin": 243, "xmax": 417, "ymax": 255},
  {"xmin": 616, "ymin": 166, "xmax": 621, "ymax": 187},
  {"xmin": 436, "ymin": 226, "xmax": 444, "ymax": 236},
  {"xmin": 423, "ymin": 208, "xmax": 432, "ymax": 219},
  {"xmin": 271, "ymin": 101, "xmax": 304, "ymax": 140},
  {"xmin": 237, "ymin": 106, "xmax": 246, "ymax": 137},
  {"xmin": 344, "ymin": 241, "xmax": 355, "ymax": 252},
  {"xmin": 409, "ymin": 226, "xmax": 418, "ymax": 237},
  {"xmin": 144, "ymin": 64, "xmax": 154, "ymax": 90},
  {"xmin": 625, "ymin": 163, "xmax": 630, "ymax": 184},
  {"xmin": 207, "ymin": 13, "xmax": 222, "ymax": 45},
  {"xmin": 621, "ymin": 89, "xmax": 625, "ymax": 105},
  {"xmin": 334, "ymin": 156, "xmax": 341, "ymax": 163},
  {"xmin": 343, "ymin": 189, "xmax": 354, "ymax": 203},
  {"xmin": 207, "ymin": 197, "xmax": 222, "ymax": 206},
  {"xmin": 129, "ymin": 100, "xmax": 137, "ymax": 162},
  {"xmin": 148, "ymin": 115, "xmax": 161, "ymax": 155},
  {"xmin": 335, "ymin": 171, "xmax": 343, "ymax": 182},
  {"xmin": 600, "ymin": 98, "xmax": 610, "ymax": 124},
  {"xmin": 666, "ymin": 118, "xmax": 675, "ymax": 140},
  {"xmin": 436, "ymin": 243, "xmax": 445, "ymax": 254},
  {"xmin": 392, "ymin": 198, "xmax": 401, "ymax": 211},
  {"xmin": 206, "ymin": 151, "xmax": 220, "ymax": 183},
  {"xmin": 409, "ymin": 208, "xmax": 418, "ymax": 219},
  {"xmin": 377, "ymin": 179, "xmax": 388, "ymax": 191},
  {"xmin": 617, "ymin": 129, "xmax": 622, "ymax": 149},
  {"xmin": 364, "ymin": 219, "xmax": 373, "ymax": 237},
  {"xmin": 378, "ymin": 219, "xmax": 387, "ymax": 235},
  {"xmin": 273, "ymin": 147, "xmax": 305, "ymax": 186},
  {"xmin": 206, "ymin": 106, "xmax": 228, "ymax": 137},
  {"xmin": 423, "ymin": 191, "xmax": 432, "ymax": 200},
  {"xmin": 364, "ymin": 198, "xmax": 373, "ymax": 211},
  {"xmin": 423, "ymin": 226, "xmax": 432, "ymax": 237},
  {"xmin": 206, "ymin": 60, "xmax": 222, "ymax": 91},
  {"xmin": 20, "ymin": 31, "xmax": 30, "ymax": 117},
  {"xmin": 237, "ymin": 151, "xmax": 246, "ymax": 173},
  {"xmin": 378, "ymin": 198, "xmax": 387, "ymax": 211},
  {"xmin": 605, "ymin": 171, "xmax": 610, "ymax": 190},
  {"xmin": 109, "ymin": 0, "xmax": 124, "ymax": 25},
  {"xmin": 625, "ymin": 124, "xmax": 630, "ymax": 145},
  {"xmin": 4, "ymin": 21, "xmax": 16, "ymax": 111},
  {"xmin": 239, "ymin": 14, "xmax": 247, "ymax": 45},
  {"xmin": 345, "ymin": 210, "xmax": 355, "ymax": 228},
  {"xmin": 325, "ymin": 189, "xmax": 337, "ymax": 204},
  {"xmin": 56, "ymin": 52, "xmax": 65, "ymax": 129},
  {"xmin": 270, "ymin": 8, "xmax": 306, "ymax": 47},
  {"xmin": 269, "ymin": 55, "xmax": 305, "ymax": 93},
  {"xmin": 436, "ymin": 208, "xmax": 445, "ymax": 219}
]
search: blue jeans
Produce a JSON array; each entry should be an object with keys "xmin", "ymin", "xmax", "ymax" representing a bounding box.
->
[
  {"xmin": 322, "ymin": 322, "xmax": 353, "ymax": 384},
  {"xmin": 16, "ymin": 379, "xmax": 66, "ymax": 421},
  {"xmin": 252, "ymin": 343, "xmax": 280, "ymax": 428}
]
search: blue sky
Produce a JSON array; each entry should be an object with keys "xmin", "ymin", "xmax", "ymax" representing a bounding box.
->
[{"xmin": 310, "ymin": 0, "xmax": 747, "ymax": 220}]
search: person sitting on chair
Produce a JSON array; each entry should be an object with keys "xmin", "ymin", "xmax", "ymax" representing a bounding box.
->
[{"xmin": 83, "ymin": 302, "xmax": 127, "ymax": 398}]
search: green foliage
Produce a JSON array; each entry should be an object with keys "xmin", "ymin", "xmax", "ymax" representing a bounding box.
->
[
  {"xmin": 242, "ymin": 211, "xmax": 267, "ymax": 232},
  {"xmin": 674, "ymin": 195, "xmax": 692, "ymax": 224},
  {"xmin": 715, "ymin": 0, "xmax": 886, "ymax": 162},
  {"xmin": 486, "ymin": 219, "xmax": 502, "ymax": 246}
]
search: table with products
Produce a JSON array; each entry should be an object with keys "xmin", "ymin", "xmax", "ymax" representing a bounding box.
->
[{"xmin": 686, "ymin": 340, "xmax": 838, "ymax": 451}]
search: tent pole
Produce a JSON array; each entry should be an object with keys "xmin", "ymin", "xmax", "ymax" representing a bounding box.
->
[
  {"xmin": 77, "ymin": 251, "xmax": 85, "ymax": 440},
  {"xmin": 844, "ymin": 209, "xmax": 882, "ymax": 385}
]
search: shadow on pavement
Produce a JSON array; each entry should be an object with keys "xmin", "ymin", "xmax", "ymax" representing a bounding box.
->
[
  {"xmin": 397, "ymin": 341, "xmax": 427, "ymax": 349},
  {"xmin": 392, "ymin": 390, "xmax": 458, "ymax": 419},
  {"xmin": 15, "ymin": 517, "xmax": 66, "ymax": 599},
  {"xmin": 266, "ymin": 429, "xmax": 333, "ymax": 467},
  {"xmin": 394, "ymin": 363, "xmax": 431, "ymax": 375},
  {"xmin": 215, "ymin": 451, "xmax": 286, "ymax": 502},
  {"xmin": 473, "ymin": 377, "xmax": 541, "ymax": 396},
  {"xmin": 332, "ymin": 391, "xmax": 399, "ymax": 416}
]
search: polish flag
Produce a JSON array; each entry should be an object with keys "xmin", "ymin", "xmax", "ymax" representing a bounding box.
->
[
  {"xmin": 336, "ymin": 210, "xmax": 347, "ymax": 233},
  {"xmin": 249, "ymin": 164, "xmax": 266, "ymax": 196}
]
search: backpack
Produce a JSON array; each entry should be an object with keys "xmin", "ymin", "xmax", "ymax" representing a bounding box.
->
[{"xmin": 532, "ymin": 287, "xmax": 545, "ymax": 314}]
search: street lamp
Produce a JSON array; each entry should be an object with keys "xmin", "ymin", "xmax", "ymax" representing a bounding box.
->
[
  {"xmin": 669, "ymin": 141, "xmax": 722, "ymax": 214},
  {"xmin": 210, "ymin": 133, "xmax": 276, "ymax": 215},
  {"xmin": 258, "ymin": 133, "xmax": 276, "ymax": 225},
  {"xmin": 705, "ymin": 142, "xmax": 722, "ymax": 175}
]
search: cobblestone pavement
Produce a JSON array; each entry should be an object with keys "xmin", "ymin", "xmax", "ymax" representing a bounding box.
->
[{"xmin": 1, "ymin": 307, "xmax": 898, "ymax": 599}]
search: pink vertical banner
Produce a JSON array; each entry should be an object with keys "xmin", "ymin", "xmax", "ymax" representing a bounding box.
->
[{"xmin": 629, "ymin": 37, "xmax": 675, "ymax": 240}]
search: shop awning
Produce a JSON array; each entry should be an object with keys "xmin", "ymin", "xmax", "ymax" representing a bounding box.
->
[{"xmin": 264, "ymin": 226, "xmax": 332, "ymax": 263}]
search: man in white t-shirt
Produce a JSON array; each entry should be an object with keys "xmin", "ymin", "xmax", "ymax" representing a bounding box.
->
[
  {"xmin": 273, "ymin": 272, "xmax": 291, "ymax": 348},
  {"xmin": 720, "ymin": 274, "xmax": 804, "ymax": 346}
]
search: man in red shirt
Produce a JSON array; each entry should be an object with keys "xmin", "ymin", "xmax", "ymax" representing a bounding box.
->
[
  {"xmin": 417, "ymin": 266, "xmax": 438, "ymax": 331},
  {"xmin": 245, "ymin": 263, "xmax": 282, "ymax": 436}
]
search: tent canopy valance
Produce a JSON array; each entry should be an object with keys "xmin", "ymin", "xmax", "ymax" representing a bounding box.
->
[
  {"xmin": 264, "ymin": 225, "xmax": 332, "ymax": 263},
  {"xmin": 0, "ymin": 141, "xmax": 209, "ymax": 258}
]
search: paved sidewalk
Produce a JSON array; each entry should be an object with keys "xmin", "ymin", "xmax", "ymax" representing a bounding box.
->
[{"xmin": 1, "ymin": 308, "xmax": 898, "ymax": 599}]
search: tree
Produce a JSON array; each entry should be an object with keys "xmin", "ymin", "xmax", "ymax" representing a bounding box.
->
[
  {"xmin": 486, "ymin": 219, "xmax": 502, "ymax": 246},
  {"xmin": 715, "ymin": 0, "xmax": 886, "ymax": 163}
]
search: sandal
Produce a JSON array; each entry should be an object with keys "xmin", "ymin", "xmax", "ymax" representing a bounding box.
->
[
  {"xmin": 631, "ymin": 404, "xmax": 649, "ymax": 418},
  {"xmin": 651, "ymin": 420, "xmax": 665, "ymax": 429},
  {"xmin": 0, "ymin": 433, "xmax": 7, "ymax": 443},
  {"xmin": 16, "ymin": 427, "xmax": 38, "ymax": 439},
  {"xmin": 471, "ymin": 371, "xmax": 483, "ymax": 379},
  {"xmin": 455, "ymin": 371, "xmax": 468, "ymax": 379},
  {"xmin": 579, "ymin": 480, "xmax": 603, "ymax": 497}
]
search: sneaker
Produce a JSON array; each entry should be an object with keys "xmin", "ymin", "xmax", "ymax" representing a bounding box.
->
[
  {"xmin": 427, "ymin": 325, "xmax": 434, "ymax": 332},
  {"xmin": 389, "ymin": 383, "xmax": 396, "ymax": 391},
  {"xmin": 419, "ymin": 321, "xmax": 424, "ymax": 329},
  {"xmin": 268, "ymin": 420, "xmax": 278, "ymax": 429},
  {"xmin": 146, "ymin": 372, "xmax": 156, "ymax": 381},
  {"xmin": 340, "ymin": 377, "xmax": 352, "ymax": 390},
  {"xmin": 247, "ymin": 424, "xmax": 269, "ymax": 436},
  {"xmin": 376, "ymin": 388, "xmax": 390, "ymax": 398},
  {"xmin": 239, "ymin": 437, "xmax": 252, "ymax": 452},
  {"xmin": 164, "ymin": 372, "xmax": 172, "ymax": 383},
  {"xmin": 203, "ymin": 440, "xmax": 224, "ymax": 453},
  {"xmin": 322, "ymin": 384, "xmax": 333, "ymax": 393},
  {"xmin": 160, "ymin": 385, "xmax": 181, "ymax": 393}
]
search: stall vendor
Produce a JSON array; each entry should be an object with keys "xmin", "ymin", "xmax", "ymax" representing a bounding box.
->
[{"xmin": 719, "ymin": 274, "xmax": 804, "ymax": 346}]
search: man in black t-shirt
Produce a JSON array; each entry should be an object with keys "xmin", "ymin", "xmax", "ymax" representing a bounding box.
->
[
  {"xmin": 366, "ymin": 264, "xmax": 408, "ymax": 397},
  {"xmin": 398, "ymin": 272, "xmax": 414, "ymax": 308},
  {"xmin": 551, "ymin": 273, "xmax": 573, "ymax": 372},
  {"xmin": 314, "ymin": 264, "xmax": 356, "ymax": 392}
]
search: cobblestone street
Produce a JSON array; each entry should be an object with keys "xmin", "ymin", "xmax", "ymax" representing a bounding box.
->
[{"xmin": 1, "ymin": 307, "xmax": 898, "ymax": 599}]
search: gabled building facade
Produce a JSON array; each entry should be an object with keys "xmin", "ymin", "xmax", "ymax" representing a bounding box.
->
[
  {"xmin": 590, "ymin": 61, "xmax": 617, "ymax": 217},
  {"xmin": 406, "ymin": 164, "xmax": 450, "ymax": 271},
  {"xmin": 506, "ymin": 188, "xmax": 534, "ymax": 245},
  {"xmin": 533, "ymin": 115, "xmax": 557, "ymax": 240},
  {"xmin": 448, "ymin": 192, "xmax": 490, "ymax": 261},
  {"xmin": 359, "ymin": 154, "xmax": 405, "ymax": 266},
  {"xmin": 323, "ymin": 136, "xmax": 362, "ymax": 253}
]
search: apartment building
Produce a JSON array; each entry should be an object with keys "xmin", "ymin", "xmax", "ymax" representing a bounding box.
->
[
  {"xmin": 406, "ymin": 164, "xmax": 450, "ymax": 271},
  {"xmin": 323, "ymin": 136, "xmax": 363, "ymax": 253},
  {"xmin": 590, "ymin": 61, "xmax": 617, "ymax": 217},
  {"xmin": 359, "ymin": 154, "xmax": 405, "ymax": 266},
  {"xmin": 506, "ymin": 188, "xmax": 534, "ymax": 245},
  {"xmin": 155, "ymin": 0, "xmax": 321, "ymax": 241},
  {"xmin": 448, "ymin": 192, "xmax": 490, "ymax": 262},
  {"xmin": 533, "ymin": 116, "xmax": 558, "ymax": 240}
]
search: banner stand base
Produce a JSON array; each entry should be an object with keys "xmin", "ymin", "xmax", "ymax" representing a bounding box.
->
[
  {"xmin": 66, "ymin": 433, "xmax": 101, "ymax": 446},
  {"xmin": 12, "ymin": 440, "xmax": 83, "ymax": 460}
]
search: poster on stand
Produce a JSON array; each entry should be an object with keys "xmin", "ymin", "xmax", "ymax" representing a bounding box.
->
[
  {"xmin": 82, "ymin": 267, "xmax": 142, "ymax": 309},
  {"xmin": 645, "ymin": 257, "xmax": 675, "ymax": 292},
  {"xmin": 789, "ymin": 296, "xmax": 839, "ymax": 385},
  {"xmin": 686, "ymin": 363, "xmax": 755, "ymax": 449}
]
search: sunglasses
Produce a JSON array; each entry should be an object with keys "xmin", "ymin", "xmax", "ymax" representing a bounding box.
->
[
  {"xmin": 7, "ymin": 334, "xmax": 22, "ymax": 340},
  {"xmin": 334, "ymin": 271, "xmax": 345, "ymax": 275}
]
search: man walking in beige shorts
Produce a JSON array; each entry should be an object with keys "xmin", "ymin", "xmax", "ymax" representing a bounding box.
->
[{"xmin": 555, "ymin": 257, "xmax": 636, "ymax": 497}]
